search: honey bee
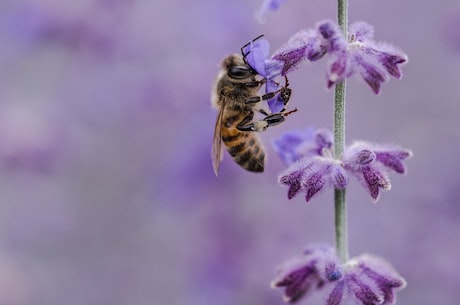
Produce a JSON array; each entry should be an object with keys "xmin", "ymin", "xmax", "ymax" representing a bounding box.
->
[{"xmin": 211, "ymin": 36, "xmax": 297, "ymax": 175}]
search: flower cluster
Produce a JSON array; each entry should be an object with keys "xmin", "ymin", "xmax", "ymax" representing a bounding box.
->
[
  {"xmin": 272, "ymin": 244, "xmax": 407, "ymax": 305},
  {"xmin": 274, "ymin": 129, "xmax": 412, "ymax": 202},
  {"xmin": 244, "ymin": 19, "xmax": 408, "ymax": 110},
  {"xmin": 318, "ymin": 21, "xmax": 408, "ymax": 93},
  {"xmin": 271, "ymin": 244, "xmax": 343, "ymax": 303}
]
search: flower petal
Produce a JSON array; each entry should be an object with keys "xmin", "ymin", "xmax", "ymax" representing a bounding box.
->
[
  {"xmin": 243, "ymin": 38, "xmax": 270, "ymax": 76},
  {"xmin": 304, "ymin": 173, "xmax": 326, "ymax": 202},
  {"xmin": 279, "ymin": 165, "xmax": 305, "ymax": 199},
  {"xmin": 265, "ymin": 78, "xmax": 286, "ymax": 113},
  {"xmin": 348, "ymin": 274, "xmax": 383, "ymax": 305},
  {"xmin": 327, "ymin": 52, "xmax": 351, "ymax": 88},
  {"xmin": 272, "ymin": 29, "xmax": 326, "ymax": 75},
  {"xmin": 326, "ymin": 280, "xmax": 345, "ymax": 305},
  {"xmin": 350, "ymin": 21, "xmax": 375, "ymax": 42},
  {"xmin": 358, "ymin": 254, "xmax": 407, "ymax": 304},
  {"xmin": 264, "ymin": 59, "xmax": 284, "ymax": 79},
  {"xmin": 375, "ymin": 150, "xmax": 412, "ymax": 174},
  {"xmin": 369, "ymin": 42, "xmax": 408, "ymax": 79},
  {"xmin": 272, "ymin": 128, "xmax": 324, "ymax": 166},
  {"xmin": 272, "ymin": 244, "xmax": 342, "ymax": 303},
  {"xmin": 317, "ymin": 21, "xmax": 347, "ymax": 54},
  {"xmin": 362, "ymin": 165, "xmax": 391, "ymax": 201},
  {"xmin": 332, "ymin": 165, "xmax": 349, "ymax": 189},
  {"xmin": 353, "ymin": 53, "xmax": 387, "ymax": 94}
]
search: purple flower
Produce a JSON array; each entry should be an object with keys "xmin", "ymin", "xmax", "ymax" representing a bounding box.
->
[
  {"xmin": 271, "ymin": 244, "xmax": 342, "ymax": 303},
  {"xmin": 318, "ymin": 21, "xmax": 408, "ymax": 94},
  {"xmin": 244, "ymin": 38, "xmax": 284, "ymax": 80},
  {"xmin": 242, "ymin": 37, "xmax": 286, "ymax": 113},
  {"xmin": 326, "ymin": 254, "xmax": 407, "ymax": 305},
  {"xmin": 272, "ymin": 245, "xmax": 406, "ymax": 305},
  {"xmin": 342, "ymin": 142, "xmax": 413, "ymax": 202},
  {"xmin": 272, "ymin": 128, "xmax": 333, "ymax": 166},
  {"xmin": 255, "ymin": 0, "xmax": 288, "ymax": 23},
  {"xmin": 275, "ymin": 129, "xmax": 412, "ymax": 203},
  {"xmin": 271, "ymin": 29, "xmax": 327, "ymax": 75}
]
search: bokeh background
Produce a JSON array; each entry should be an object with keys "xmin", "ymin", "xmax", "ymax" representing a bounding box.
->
[{"xmin": 0, "ymin": 0, "xmax": 459, "ymax": 304}]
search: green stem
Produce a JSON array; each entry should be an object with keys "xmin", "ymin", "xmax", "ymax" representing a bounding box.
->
[
  {"xmin": 337, "ymin": 0, "xmax": 348, "ymax": 36},
  {"xmin": 334, "ymin": 0, "xmax": 349, "ymax": 263}
]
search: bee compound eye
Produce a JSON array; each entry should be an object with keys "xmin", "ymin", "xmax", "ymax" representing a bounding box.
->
[{"xmin": 228, "ymin": 66, "xmax": 253, "ymax": 79}]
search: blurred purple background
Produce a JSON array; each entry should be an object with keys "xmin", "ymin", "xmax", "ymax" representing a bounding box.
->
[{"xmin": 0, "ymin": 0, "xmax": 459, "ymax": 304}]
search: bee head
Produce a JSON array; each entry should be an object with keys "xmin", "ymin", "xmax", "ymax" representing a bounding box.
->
[{"xmin": 222, "ymin": 54, "xmax": 256, "ymax": 80}]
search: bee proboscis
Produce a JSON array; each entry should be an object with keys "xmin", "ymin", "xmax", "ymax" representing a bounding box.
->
[{"xmin": 211, "ymin": 36, "xmax": 297, "ymax": 175}]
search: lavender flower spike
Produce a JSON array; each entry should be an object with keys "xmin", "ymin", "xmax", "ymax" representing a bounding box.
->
[{"xmin": 318, "ymin": 20, "xmax": 408, "ymax": 94}]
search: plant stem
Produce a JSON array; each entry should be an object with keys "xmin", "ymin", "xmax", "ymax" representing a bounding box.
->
[
  {"xmin": 337, "ymin": 0, "xmax": 348, "ymax": 36},
  {"xmin": 334, "ymin": 0, "xmax": 349, "ymax": 263}
]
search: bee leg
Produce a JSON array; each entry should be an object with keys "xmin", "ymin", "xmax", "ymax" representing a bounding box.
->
[
  {"xmin": 259, "ymin": 109, "xmax": 269, "ymax": 116},
  {"xmin": 245, "ymin": 89, "xmax": 281, "ymax": 104},
  {"xmin": 236, "ymin": 112, "xmax": 255, "ymax": 132},
  {"xmin": 245, "ymin": 80, "xmax": 291, "ymax": 105},
  {"xmin": 280, "ymin": 87, "xmax": 292, "ymax": 106},
  {"xmin": 237, "ymin": 113, "xmax": 283, "ymax": 132},
  {"xmin": 238, "ymin": 108, "xmax": 298, "ymax": 132}
]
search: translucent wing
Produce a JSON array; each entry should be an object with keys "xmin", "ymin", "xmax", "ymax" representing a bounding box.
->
[{"xmin": 212, "ymin": 103, "xmax": 225, "ymax": 176}]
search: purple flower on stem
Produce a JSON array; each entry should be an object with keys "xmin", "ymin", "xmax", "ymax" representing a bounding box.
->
[
  {"xmin": 326, "ymin": 254, "xmax": 407, "ymax": 305},
  {"xmin": 276, "ymin": 129, "xmax": 412, "ymax": 203},
  {"xmin": 342, "ymin": 142, "xmax": 413, "ymax": 202},
  {"xmin": 243, "ymin": 37, "xmax": 286, "ymax": 113},
  {"xmin": 272, "ymin": 245, "xmax": 406, "ymax": 304},
  {"xmin": 318, "ymin": 21, "xmax": 408, "ymax": 94},
  {"xmin": 271, "ymin": 244, "xmax": 342, "ymax": 303}
]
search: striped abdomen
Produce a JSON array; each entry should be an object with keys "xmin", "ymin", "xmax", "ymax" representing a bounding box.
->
[{"xmin": 221, "ymin": 113, "xmax": 265, "ymax": 172}]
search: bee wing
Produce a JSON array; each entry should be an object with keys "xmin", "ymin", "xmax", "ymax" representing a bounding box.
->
[{"xmin": 212, "ymin": 102, "xmax": 225, "ymax": 176}]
